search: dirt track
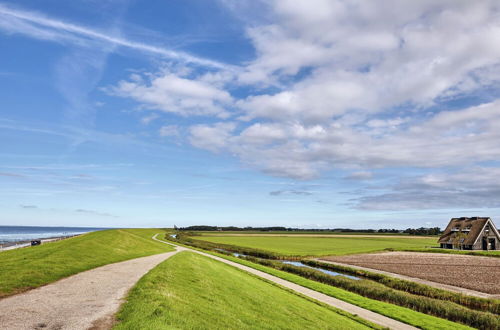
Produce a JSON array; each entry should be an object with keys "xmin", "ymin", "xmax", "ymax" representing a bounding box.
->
[
  {"xmin": 321, "ymin": 252, "xmax": 500, "ymax": 295},
  {"xmin": 0, "ymin": 251, "xmax": 178, "ymax": 330}
]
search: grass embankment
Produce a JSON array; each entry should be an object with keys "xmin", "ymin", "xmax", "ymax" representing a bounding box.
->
[
  {"xmin": 165, "ymin": 235, "xmax": 496, "ymax": 329},
  {"xmin": 0, "ymin": 229, "xmax": 173, "ymax": 298},
  {"xmin": 197, "ymin": 235, "xmax": 437, "ymax": 256},
  {"xmin": 175, "ymin": 251, "xmax": 473, "ymax": 329},
  {"xmin": 115, "ymin": 251, "xmax": 376, "ymax": 330}
]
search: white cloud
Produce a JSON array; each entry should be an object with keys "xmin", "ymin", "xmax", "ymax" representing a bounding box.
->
[
  {"xmin": 100, "ymin": 0, "xmax": 500, "ymax": 189},
  {"xmin": 159, "ymin": 125, "xmax": 180, "ymax": 137},
  {"xmin": 354, "ymin": 167, "xmax": 500, "ymax": 210},
  {"xmin": 108, "ymin": 68, "xmax": 234, "ymax": 117},
  {"xmin": 188, "ymin": 122, "xmax": 236, "ymax": 152}
]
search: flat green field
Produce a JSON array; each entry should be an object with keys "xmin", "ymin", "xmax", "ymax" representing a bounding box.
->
[
  {"xmin": 199, "ymin": 231, "xmax": 415, "ymax": 236},
  {"xmin": 197, "ymin": 235, "xmax": 437, "ymax": 256},
  {"xmin": 115, "ymin": 251, "xmax": 374, "ymax": 330},
  {"xmin": 0, "ymin": 229, "xmax": 173, "ymax": 298}
]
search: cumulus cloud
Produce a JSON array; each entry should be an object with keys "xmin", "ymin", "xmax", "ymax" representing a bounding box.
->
[
  {"xmin": 353, "ymin": 167, "xmax": 500, "ymax": 210},
  {"xmin": 102, "ymin": 0, "xmax": 500, "ymax": 211},
  {"xmin": 108, "ymin": 68, "xmax": 234, "ymax": 117},
  {"xmin": 188, "ymin": 122, "xmax": 237, "ymax": 152}
]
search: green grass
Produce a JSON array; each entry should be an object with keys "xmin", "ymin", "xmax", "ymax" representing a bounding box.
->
[
  {"xmin": 197, "ymin": 235, "xmax": 437, "ymax": 256},
  {"xmin": 158, "ymin": 235, "xmax": 473, "ymax": 330},
  {"xmin": 205, "ymin": 253, "xmax": 473, "ymax": 330},
  {"xmin": 115, "ymin": 251, "xmax": 376, "ymax": 330},
  {"xmin": 199, "ymin": 231, "xmax": 423, "ymax": 236},
  {"xmin": 0, "ymin": 229, "xmax": 173, "ymax": 298}
]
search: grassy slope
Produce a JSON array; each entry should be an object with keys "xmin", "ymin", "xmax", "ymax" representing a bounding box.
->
[
  {"xmin": 0, "ymin": 229, "xmax": 173, "ymax": 298},
  {"xmin": 198, "ymin": 235, "xmax": 437, "ymax": 256},
  {"xmin": 211, "ymin": 254, "xmax": 473, "ymax": 330},
  {"xmin": 156, "ymin": 235, "xmax": 471, "ymax": 330},
  {"xmin": 115, "ymin": 251, "xmax": 374, "ymax": 330}
]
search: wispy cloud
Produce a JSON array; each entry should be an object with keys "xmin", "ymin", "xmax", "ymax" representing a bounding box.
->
[
  {"xmin": 75, "ymin": 208, "xmax": 118, "ymax": 218},
  {"xmin": 0, "ymin": 3, "xmax": 230, "ymax": 69},
  {"xmin": 270, "ymin": 189, "xmax": 313, "ymax": 196},
  {"xmin": 0, "ymin": 172, "xmax": 24, "ymax": 178},
  {"xmin": 19, "ymin": 204, "xmax": 37, "ymax": 209}
]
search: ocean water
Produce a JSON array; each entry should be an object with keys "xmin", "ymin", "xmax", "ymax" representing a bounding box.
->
[{"xmin": 0, "ymin": 226, "xmax": 107, "ymax": 244}]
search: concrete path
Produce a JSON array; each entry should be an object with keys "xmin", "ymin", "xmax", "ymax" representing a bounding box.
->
[
  {"xmin": 152, "ymin": 234, "xmax": 417, "ymax": 330},
  {"xmin": 316, "ymin": 259, "xmax": 499, "ymax": 299},
  {"xmin": 0, "ymin": 251, "xmax": 178, "ymax": 330}
]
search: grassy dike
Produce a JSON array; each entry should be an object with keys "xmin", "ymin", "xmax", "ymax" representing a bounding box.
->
[
  {"xmin": 160, "ymin": 235, "xmax": 474, "ymax": 330},
  {"xmin": 114, "ymin": 251, "xmax": 377, "ymax": 330},
  {"xmin": 0, "ymin": 229, "xmax": 173, "ymax": 298}
]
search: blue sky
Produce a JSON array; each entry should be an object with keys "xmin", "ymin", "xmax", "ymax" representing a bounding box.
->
[{"xmin": 1, "ymin": 0, "xmax": 500, "ymax": 229}]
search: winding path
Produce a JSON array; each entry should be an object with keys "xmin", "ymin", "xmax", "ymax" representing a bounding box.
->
[
  {"xmin": 0, "ymin": 251, "xmax": 178, "ymax": 330},
  {"xmin": 152, "ymin": 234, "xmax": 417, "ymax": 330}
]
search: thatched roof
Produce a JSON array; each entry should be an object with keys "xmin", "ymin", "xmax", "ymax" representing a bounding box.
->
[{"xmin": 437, "ymin": 217, "xmax": 499, "ymax": 245}]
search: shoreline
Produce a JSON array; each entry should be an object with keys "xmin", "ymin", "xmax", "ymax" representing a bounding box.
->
[{"xmin": 0, "ymin": 234, "xmax": 79, "ymax": 251}]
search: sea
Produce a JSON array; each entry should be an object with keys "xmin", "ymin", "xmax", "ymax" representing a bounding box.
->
[{"xmin": 0, "ymin": 226, "xmax": 108, "ymax": 244}]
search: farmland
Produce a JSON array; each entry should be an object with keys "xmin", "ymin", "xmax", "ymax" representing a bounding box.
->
[
  {"xmin": 196, "ymin": 234, "xmax": 437, "ymax": 256},
  {"xmin": 321, "ymin": 251, "xmax": 500, "ymax": 295},
  {"xmin": 115, "ymin": 251, "xmax": 374, "ymax": 330}
]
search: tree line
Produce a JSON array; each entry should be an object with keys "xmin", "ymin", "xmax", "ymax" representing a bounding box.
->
[{"xmin": 175, "ymin": 225, "xmax": 442, "ymax": 235}]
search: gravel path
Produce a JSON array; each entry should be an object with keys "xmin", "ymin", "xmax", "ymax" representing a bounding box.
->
[
  {"xmin": 320, "ymin": 251, "xmax": 500, "ymax": 297},
  {"xmin": 152, "ymin": 235, "xmax": 417, "ymax": 330},
  {"xmin": 0, "ymin": 251, "xmax": 178, "ymax": 330}
]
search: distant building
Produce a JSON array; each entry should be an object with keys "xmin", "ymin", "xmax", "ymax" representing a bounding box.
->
[{"xmin": 438, "ymin": 217, "xmax": 499, "ymax": 250}]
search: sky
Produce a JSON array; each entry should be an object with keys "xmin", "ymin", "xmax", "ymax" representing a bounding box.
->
[{"xmin": 1, "ymin": 0, "xmax": 500, "ymax": 229}]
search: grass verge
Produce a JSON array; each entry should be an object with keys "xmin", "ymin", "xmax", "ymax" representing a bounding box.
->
[
  {"xmin": 115, "ymin": 251, "xmax": 376, "ymax": 330},
  {"xmin": 0, "ymin": 229, "xmax": 173, "ymax": 298}
]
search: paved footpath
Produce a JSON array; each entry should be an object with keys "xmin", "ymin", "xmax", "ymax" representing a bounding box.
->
[
  {"xmin": 152, "ymin": 234, "xmax": 417, "ymax": 330},
  {"xmin": 0, "ymin": 251, "xmax": 178, "ymax": 330}
]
